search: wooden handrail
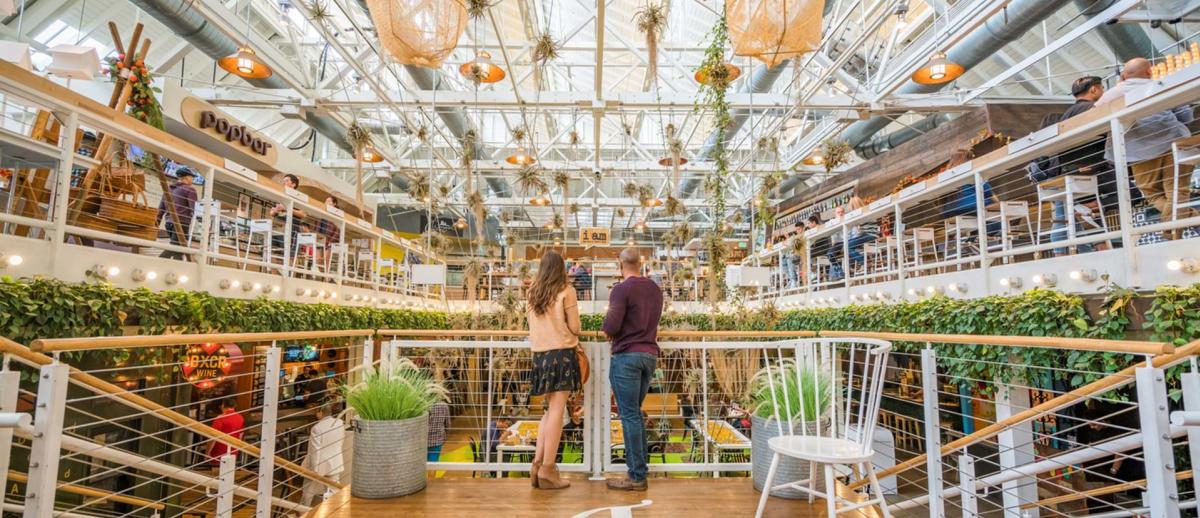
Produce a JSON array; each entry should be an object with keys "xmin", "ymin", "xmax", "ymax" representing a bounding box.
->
[
  {"xmin": 1021, "ymin": 470, "xmax": 1193, "ymax": 509},
  {"xmin": 0, "ymin": 338, "xmax": 345, "ymax": 490},
  {"xmin": 846, "ymin": 338, "xmax": 1200, "ymax": 491},
  {"xmin": 818, "ymin": 330, "xmax": 1172, "ymax": 355},
  {"xmin": 31, "ymin": 329, "xmax": 374, "ymax": 353},
  {"xmin": 377, "ymin": 330, "xmax": 820, "ymax": 339},
  {"xmin": 7, "ymin": 471, "xmax": 167, "ymax": 510}
]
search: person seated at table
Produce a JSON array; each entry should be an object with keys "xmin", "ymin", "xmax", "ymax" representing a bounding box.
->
[
  {"xmin": 485, "ymin": 416, "xmax": 514, "ymax": 459},
  {"xmin": 827, "ymin": 197, "xmax": 878, "ymax": 280}
]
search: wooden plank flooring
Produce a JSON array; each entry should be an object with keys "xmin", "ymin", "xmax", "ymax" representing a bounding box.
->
[{"xmin": 305, "ymin": 477, "xmax": 882, "ymax": 517}]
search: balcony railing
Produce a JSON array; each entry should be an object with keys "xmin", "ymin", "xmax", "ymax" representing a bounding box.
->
[{"xmin": 1, "ymin": 328, "xmax": 1194, "ymax": 517}]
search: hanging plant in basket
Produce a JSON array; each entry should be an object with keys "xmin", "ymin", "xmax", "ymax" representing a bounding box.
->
[
  {"xmin": 820, "ymin": 138, "xmax": 852, "ymax": 174},
  {"xmin": 346, "ymin": 122, "xmax": 372, "ymax": 153},
  {"xmin": 467, "ymin": 189, "xmax": 486, "ymax": 243},
  {"xmin": 461, "ymin": 129, "xmax": 478, "ymax": 168},
  {"xmin": 531, "ymin": 30, "xmax": 561, "ymax": 86},
  {"xmin": 514, "ymin": 166, "xmax": 547, "ymax": 195},
  {"xmin": 464, "ymin": 0, "xmax": 493, "ymax": 19}
]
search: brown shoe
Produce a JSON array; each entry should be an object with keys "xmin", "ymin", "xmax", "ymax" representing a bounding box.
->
[
  {"xmin": 537, "ymin": 464, "xmax": 571, "ymax": 490},
  {"xmin": 530, "ymin": 460, "xmax": 541, "ymax": 488},
  {"xmin": 606, "ymin": 477, "xmax": 647, "ymax": 491}
]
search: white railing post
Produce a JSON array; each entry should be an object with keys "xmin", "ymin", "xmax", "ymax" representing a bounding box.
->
[
  {"xmin": 995, "ymin": 377, "xmax": 1039, "ymax": 518},
  {"xmin": 23, "ymin": 362, "xmax": 69, "ymax": 518},
  {"xmin": 1181, "ymin": 370, "xmax": 1200, "ymax": 494},
  {"xmin": 590, "ymin": 342, "xmax": 609, "ymax": 480},
  {"xmin": 920, "ymin": 347, "xmax": 945, "ymax": 518},
  {"xmin": 216, "ymin": 453, "xmax": 236, "ymax": 518},
  {"xmin": 362, "ymin": 337, "xmax": 375, "ymax": 378},
  {"xmin": 972, "ymin": 172, "xmax": 990, "ymax": 295},
  {"xmin": 48, "ymin": 111, "xmax": 78, "ymax": 274},
  {"xmin": 958, "ymin": 454, "xmax": 978, "ymax": 518},
  {"xmin": 1136, "ymin": 364, "xmax": 1181, "ymax": 518},
  {"xmin": 196, "ymin": 166, "xmax": 218, "ymax": 280},
  {"xmin": 1109, "ymin": 118, "xmax": 1139, "ymax": 284},
  {"xmin": 254, "ymin": 344, "xmax": 282, "ymax": 518},
  {"xmin": 0, "ymin": 363, "xmax": 18, "ymax": 502}
]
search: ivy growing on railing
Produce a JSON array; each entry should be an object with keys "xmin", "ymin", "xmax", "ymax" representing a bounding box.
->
[{"xmin": 4, "ymin": 277, "xmax": 1197, "ymax": 395}]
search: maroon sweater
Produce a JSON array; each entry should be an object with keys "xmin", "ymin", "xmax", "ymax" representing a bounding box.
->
[{"xmin": 602, "ymin": 276, "xmax": 663, "ymax": 355}]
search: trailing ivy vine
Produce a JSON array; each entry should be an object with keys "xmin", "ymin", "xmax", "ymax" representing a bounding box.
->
[{"xmin": 696, "ymin": 10, "xmax": 733, "ymax": 310}]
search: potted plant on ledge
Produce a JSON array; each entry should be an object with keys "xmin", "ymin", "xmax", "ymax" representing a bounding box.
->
[
  {"xmin": 344, "ymin": 359, "xmax": 446, "ymax": 499},
  {"xmin": 749, "ymin": 359, "xmax": 830, "ymax": 498}
]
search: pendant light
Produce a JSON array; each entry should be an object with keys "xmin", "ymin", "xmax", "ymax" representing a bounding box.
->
[
  {"xmin": 695, "ymin": 63, "xmax": 741, "ymax": 87},
  {"xmin": 657, "ymin": 156, "xmax": 688, "ymax": 167},
  {"xmin": 529, "ymin": 194, "xmax": 551, "ymax": 206},
  {"xmin": 459, "ymin": 50, "xmax": 506, "ymax": 83},
  {"xmin": 357, "ymin": 145, "xmax": 384, "ymax": 163},
  {"xmin": 219, "ymin": 4, "xmax": 272, "ymax": 79},
  {"xmin": 912, "ymin": 52, "xmax": 963, "ymax": 85},
  {"xmin": 801, "ymin": 153, "xmax": 825, "ymax": 166},
  {"xmin": 506, "ymin": 145, "xmax": 536, "ymax": 166}
]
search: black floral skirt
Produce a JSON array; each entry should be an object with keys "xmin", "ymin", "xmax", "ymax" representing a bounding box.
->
[{"xmin": 530, "ymin": 347, "xmax": 581, "ymax": 396}]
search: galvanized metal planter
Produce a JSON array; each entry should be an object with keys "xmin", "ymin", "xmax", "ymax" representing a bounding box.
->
[
  {"xmin": 750, "ymin": 414, "xmax": 825, "ymax": 499},
  {"xmin": 351, "ymin": 415, "xmax": 428, "ymax": 499}
]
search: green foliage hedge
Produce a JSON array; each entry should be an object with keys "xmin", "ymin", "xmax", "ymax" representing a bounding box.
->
[{"xmin": 3, "ymin": 278, "xmax": 1200, "ymax": 390}]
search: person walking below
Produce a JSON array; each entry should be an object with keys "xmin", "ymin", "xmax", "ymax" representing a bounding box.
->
[
  {"xmin": 427, "ymin": 400, "xmax": 450, "ymax": 462},
  {"xmin": 526, "ymin": 250, "xmax": 583, "ymax": 490},
  {"xmin": 301, "ymin": 404, "xmax": 345, "ymax": 506},
  {"xmin": 603, "ymin": 248, "xmax": 663, "ymax": 491}
]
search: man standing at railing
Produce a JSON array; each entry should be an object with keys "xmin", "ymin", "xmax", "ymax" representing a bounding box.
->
[
  {"xmin": 156, "ymin": 168, "xmax": 197, "ymax": 261},
  {"xmin": 602, "ymin": 248, "xmax": 663, "ymax": 492},
  {"xmin": 1097, "ymin": 57, "xmax": 1196, "ymax": 236}
]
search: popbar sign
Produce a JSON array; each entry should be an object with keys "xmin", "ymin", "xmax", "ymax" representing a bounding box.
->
[{"xmin": 199, "ymin": 111, "xmax": 273, "ymax": 156}]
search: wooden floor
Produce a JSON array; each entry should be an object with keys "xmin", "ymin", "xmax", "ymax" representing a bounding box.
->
[{"xmin": 305, "ymin": 477, "xmax": 883, "ymax": 518}]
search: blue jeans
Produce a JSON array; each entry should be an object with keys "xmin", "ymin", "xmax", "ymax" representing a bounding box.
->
[
  {"xmin": 610, "ymin": 352, "xmax": 656, "ymax": 481},
  {"xmin": 1049, "ymin": 202, "xmax": 1095, "ymax": 256},
  {"xmin": 781, "ymin": 253, "xmax": 797, "ymax": 288},
  {"xmin": 427, "ymin": 444, "xmax": 443, "ymax": 462}
]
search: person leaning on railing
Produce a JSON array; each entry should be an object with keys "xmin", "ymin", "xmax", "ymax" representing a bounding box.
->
[
  {"xmin": 526, "ymin": 249, "xmax": 584, "ymax": 490},
  {"xmin": 156, "ymin": 167, "xmax": 198, "ymax": 261},
  {"xmin": 1097, "ymin": 57, "xmax": 1196, "ymax": 236}
]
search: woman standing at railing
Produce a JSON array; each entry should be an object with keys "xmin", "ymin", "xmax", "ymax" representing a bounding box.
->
[{"xmin": 526, "ymin": 250, "xmax": 583, "ymax": 490}]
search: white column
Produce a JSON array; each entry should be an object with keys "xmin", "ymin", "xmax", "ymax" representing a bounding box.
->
[
  {"xmin": 1109, "ymin": 119, "xmax": 1139, "ymax": 284},
  {"xmin": 23, "ymin": 362, "xmax": 69, "ymax": 518},
  {"xmin": 920, "ymin": 348, "xmax": 945, "ymax": 518},
  {"xmin": 216, "ymin": 453, "xmax": 236, "ymax": 518},
  {"xmin": 254, "ymin": 345, "xmax": 282, "ymax": 518},
  {"xmin": 958, "ymin": 454, "xmax": 978, "ymax": 518},
  {"xmin": 0, "ymin": 367, "xmax": 19, "ymax": 502},
  {"xmin": 995, "ymin": 379, "xmax": 1038, "ymax": 518},
  {"xmin": 48, "ymin": 111, "xmax": 78, "ymax": 275},
  {"xmin": 1181, "ymin": 372, "xmax": 1200, "ymax": 495},
  {"xmin": 1136, "ymin": 366, "xmax": 1180, "ymax": 518}
]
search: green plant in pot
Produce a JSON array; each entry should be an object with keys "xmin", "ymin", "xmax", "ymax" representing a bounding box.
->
[
  {"xmin": 748, "ymin": 359, "xmax": 831, "ymax": 498},
  {"xmin": 344, "ymin": 359, "xmax": 447, "ymax": 499}
]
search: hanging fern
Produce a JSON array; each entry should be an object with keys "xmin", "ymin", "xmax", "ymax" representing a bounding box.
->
[
  {"xmin": 531, "ymin": 31, "xmax": 562, "ymax": 65},
  {"xmin": 346, "ymin": 121, "xmax": 372, "ymax": 152},
  {"xmin": 551, "ymin": 213, "xmax": 564, "ymax": 229},
  {"xmin": 820, "ymin": 138, "xmax": 852, "ymax": 174},
  {"xmin": 511, "ymin": 126, "xmax": 528, "ymax": 144},
  {"xmin": 568, "ymin": 202, "xmax": 580, "ymax": 214},
  {"xmin": 408, "ymin": 176, "xmax": 431, "ymax": 202},
  {"xmin": 464, "ymin": 0, "xmax": 492, "ymax": 19},
  {"xmin": 623, "ymin": 182, "xmax": 640, "ymax": 199},
  {"xmin": 461, "ymin": 129, "xmax": 478, "ymax": 168},
  {"xmin": 568, "ymin": 130, "xmax": 581, "ymax": 146},
  {"xmin": 637, "ymin": 184, "xmax": 654, "ymax": 206},
  {"xmin": 616, "ymin": 207, "xmax": 627, "ymax": 218},
  {"xmin": 553, "ymin": 170, "xmax": 570, "ymax": 191},
  {"xmin": 664, "ymin": 195, "xmax": 685, "ymax": 217}
]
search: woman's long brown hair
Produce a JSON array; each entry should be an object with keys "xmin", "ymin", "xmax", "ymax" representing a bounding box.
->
[{"xmin": 528, "ymin": 250, "xmax": 568, "ymax": 316}]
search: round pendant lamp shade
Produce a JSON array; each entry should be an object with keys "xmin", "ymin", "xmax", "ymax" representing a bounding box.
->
[
  {"xmin": 912, "ymin": 53, "xmax": 964, "ymax": 84},
  {"xmin": 801, "ymin": 153, "xmax": 825, "ymax": 166},
  {"xmin": 357, "ymin": 146, "xmax": 384, "ymax": 163},
  {"xmin": 365, "ymin": 0, "xmax": 467, "ymax": 68},
  {"xmin": 506, "ymin": 146, "xmax": 536, "ymax": 166},
  {"xmin": 658, "ymin": 156, "xmax": 688, "ymax": 167},
  {"xmin": 460, "ymin": 50, "xmax": 506, "ymax": 83},
  {"xmin": 218, "ymin": 46, "xmax": 272, "ymax": 79},
  {"xmin": 695, "ymin": 63, "xmax": 742, "ymax": 86},
  {"xmin": 727, "ymin": 0, "xmax": 825, "ymax": 67}
]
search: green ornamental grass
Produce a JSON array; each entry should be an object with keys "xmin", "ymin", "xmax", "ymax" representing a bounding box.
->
[
  {"xmin": 749, "ymin": 360, "xmax": 831, "ymax": 422},
  {"xmin": 343, "ymin": 359, "xmax": 447, "ymax": 421}
]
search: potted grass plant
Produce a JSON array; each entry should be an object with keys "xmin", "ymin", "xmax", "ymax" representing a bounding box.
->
[
  {"xmin": 749, "ymin": 360, "xmax": 830, "ymax": 498},
  {"xmin": 344, "ymin": 359, "xmax": 447, "ymax": 499}
]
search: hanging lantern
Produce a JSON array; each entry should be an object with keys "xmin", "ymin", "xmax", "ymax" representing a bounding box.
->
[
  {"xmin": 657, "ymin": 156, "xmax": 688, "ymax": 167},
  {"xmin": 727, "ymin": 0, "xmax": 824, "ymax": 67},
  {"xmin": 459, "ymin": 50, "xmax": 506, "ymax": 83},
  {"xmin": 695, "ymin": 63, "xmax": 741, "ymax": 86},
  {"xmin": 634, "ymin": 220, "xmax": 647, "ymax": 232},
  {"xmin": 218, "ymin": 46, "xmax": 272, "ymax": 79},
  {"xmin": 454, "ymin": 217, "xmax": 468, "ymax": 230},
  {"xmin": 801, "ymin": 153, "xmax": 825, "ymax": 166},
  {"xmin": 643, "ymin": 197, "xmax": 664, "ymax": 208},
  {"xmin": 912, "ymin": 53, "xmax": 964, "ymax": 85},
  {"xmin": 529, "ymin": 194, "xmax": 551, "ymax": 206},
  {"xmin": 357, "ymin": 145, "xmax": 384, "ymax": 163},
  {"xmin": 506, "ymin": 146, "xmax": 536, "ymax": 166},
  {"xmin": 365, "ymin": 0, "xmax": 467, "ymax": 68}
]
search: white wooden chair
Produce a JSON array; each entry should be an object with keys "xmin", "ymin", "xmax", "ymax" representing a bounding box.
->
[{"xmin": 754, "ymin": 338, "xmax": 893, "ymax": 518}]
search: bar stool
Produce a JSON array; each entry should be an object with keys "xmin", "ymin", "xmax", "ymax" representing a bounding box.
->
[
  {"xmin": 943, "ymin": 215, "xmax": 978, "ymax": 269},
  {"xmin": 1035, "ymin": 175, "xmax": 1108, "ymax": 253},
  {"xmin": 356, "ymin": 250, "xmax": 375, "ymax": 280},
  {"xmin": 185, "ymin": 200, "xmax": 221, "ymax": 253},
  {"xmin": 904, "ymin": 227, "xmax": 939, "ymax": 271},
  {"xmin": 985, "ymin": 201, "xmax": 1033, "ymax": 259},
  {"xmin": 293, "ymin": 232, "xmax": 321, "ymax": 272},
  {"xmin": 811, "ymin": 255, "xmax": 832, "ymax": 284},
  {"xmin": 325, "ymin": 242, "xmax": 348, "ymax": 277},
  {"xmin": 241, "ymin": 219, "xmax": 276, "ymax": 270},
  {"xmin": 862, "ymin": 242, "xmax": 880, "ymax": 275}
]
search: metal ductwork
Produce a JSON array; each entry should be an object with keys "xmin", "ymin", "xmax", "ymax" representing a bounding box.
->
[
  {"xmin": 129, "ymin": 0, "xmax": 354, "ymax": 153},
  {"xmin": 838, "ymin": 0, "xmax": 1072, "ymax": 150},
  {"xmin": 854, "ymin": 112, "xmax": 953, "ymax": 159},
  {"xmin": 1075, "ymin": 0, "xmax": 1153, "ymax": 63},
  {"xmin": 674, "ymin": 60, "xmax": 791, "ymax": 198}
]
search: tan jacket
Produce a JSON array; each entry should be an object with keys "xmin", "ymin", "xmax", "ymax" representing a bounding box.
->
[{"xmin": 527, "ymin": 287, "xmax": 581, "ymax": 352}]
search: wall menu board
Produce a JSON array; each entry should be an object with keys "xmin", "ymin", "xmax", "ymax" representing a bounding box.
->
[
  {"xmin": 771, "ymin": 185, "xmax": 855, "ymax": 241},
  {"xmin": 579, "ymin": 227, "xmax": 611, "ymax": 246}
]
